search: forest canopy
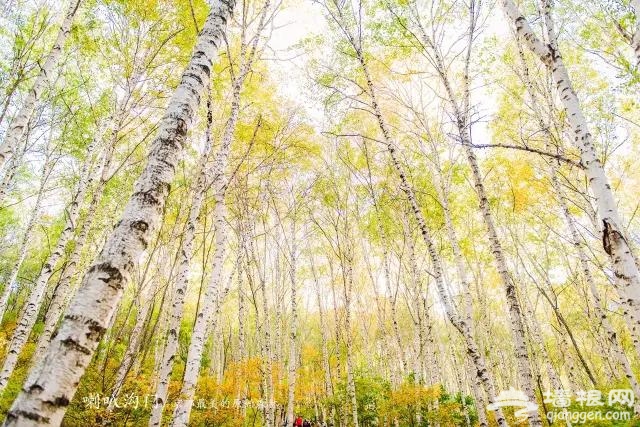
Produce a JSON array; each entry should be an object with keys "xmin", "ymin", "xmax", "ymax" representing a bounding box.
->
[{"xmin": 1, "ymin": 0, "xmax": 640, "ymax": 426}]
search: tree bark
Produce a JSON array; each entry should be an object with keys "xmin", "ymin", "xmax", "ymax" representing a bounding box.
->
[
  {"xmin": 352, "ymin": 29, "xmax": 509, "ymax": 427},
  {"xmin": 30, "ymin": 122, "xmax": 117, "ymax": 367},
  {"xmin": 285, "ymin": 220, "xmax": 299, "ymax": 427},
  {"xmin": 169, "ymin": 29, "xmax": 259, "ymax": 424},
  {"xmin": 0, "ymin": 132, "xmax": 100, "ymax": 393},
  {"xmin": 0, "ymin": 136, "xmax": 54, "ymax": 323},
  {"xmin": 5, "ymin": 3, "xmax": 235, "ymax": 424},
  {"xmin": 0, "ymin": 0, "xmax": 82, "ymax": 172},
  {"xmin": 107, "ymin": 270, "xmax": 159, "ymax": 407},
  {"xmin": 311, "ymin": 257, "xmax": 333, "ymax": 400},
  {"xmin": 407, "ymin": 10, "xmax": 541, "ymax": 423},
  {"xmin": 149, "ymin": 4, "xmax": 264, "ymax": 417},
  {"xmin": 0, "ymin": 116, "xmax": 30, "ymax": 206},
  {"xmin": 342, "ymin": 257, "xmax": 359, "ymax": 427},
  {"xmin": 503, "ymin": 0, "xmax": 640, "ymax": 358},
  {"xmin": 147, "ymin": 90, "xmax": 217, "ymax": 427}
]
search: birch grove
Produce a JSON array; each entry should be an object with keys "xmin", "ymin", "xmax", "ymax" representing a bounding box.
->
[
  {"xmin": 2, "ymin": 0, "xmax": 640, "ymax": 425},
  {"xmin": 0, "ymin": 0, "xmax": 82, "ymax": 172}
]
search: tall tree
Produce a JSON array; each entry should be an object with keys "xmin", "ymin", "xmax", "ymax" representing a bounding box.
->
[
  {"xmin": 502, "ymin": 0, "xmax": 640, "ymax": 358},
  {"xmin": 4, "ymin": 2, "xmax": 236, "ymax": 424},
  {"xmin": 0, "ymin": 0, "xmax": 82, "ymax": 172}
]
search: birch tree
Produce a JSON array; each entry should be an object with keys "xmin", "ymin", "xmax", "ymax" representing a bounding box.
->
[
  {"xmin": 0, "ymin": 128, "xmax": 102, "ymax": 392},
  {"xmin": 502, "ymin": 0, "xmax": 640, "ymax": 356},
  {"xmin": 0, "ymin": 125, "xmax": 55, "ymax": 322},
  {"xmin": 319, "ymin": 1, "xmax": 510, "ymax": 424},
  {"xmin": 149, "ymin": 3, "xmax": 269, "ymax": 422},
  {"xmin": 4, "ymin": 2, "xmax": 236, "ymax": 424},
  {"xmin": 0, "ymin": 0, "xmax": 82, "ymax": 172}
]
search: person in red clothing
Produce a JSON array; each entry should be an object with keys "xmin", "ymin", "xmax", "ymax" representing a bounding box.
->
[{"xmin": 294, "ymin": 416, "xmax": 303, "ymax": 427}]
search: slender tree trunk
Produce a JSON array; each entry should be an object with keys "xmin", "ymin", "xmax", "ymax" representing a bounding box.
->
[
  {"xmin": 402, "ymin": 216, "xmax": 427, "ymax": 426},
  {"xmin": 556, "ymin": 170, "xmax": 640, "ymax": 400},
  {"xmin": 464, "ymin": 144, "xmax": 540, "ymax": 426},
  {"xmin": 149, "ymin": 5, "xmax": 263, "ymax": 416},
  {"xmin": 0, "ymin": 133, "xmax": 99, "ymax": 392},
  {"xmin": 401, "ymin": 214, "xmax": 424, "ymax": 381},
  {"xmin": 259, "ymin": 255, "xmax": 275, "ymax": 427},
  {"xmin": 274, "ymin": 254, "xmax": 284, "ymax": 367},
  {"xmin": 148, "ymin": 93, "xmax": 217, "ymax": 427},
  {"xmin": 388, "ymin": 265, "xmax": 406, "ymax": 376},
  {"xmin": 285, "ymin": 221, "xmax": 299, "ymax": 427},
  {"xmin": 237, "ymin": 242, "xmax": 247, "ymax": 360},
  {"xmin": 343, "ymin": 258, "xmax": 359, "ymax": 427},
  {"xmin": 503, "ymin": 0, "xmax": 640, "ymax": 356},
  {"xmin": 0, "ymin": 75, "xmax": 24, "ymax": 127},
  {"xmin": 207, "ymin": 257, "xmax": 236, "ymax": 378},
  {"xmin": 349, "ymin": 30, "xmax": 509, "ymax": 426},
  {"xmin": 31, "ymin": 132, "xmax": 115, "ymax": 365},
  {"xmin": 235, "ymin": 218, "xmax": 249, "ymax": 412},
  {"xmin": 372, "ymin": 207, "xmax": 406, "ymax": 375},
  {"xmin": 108, "ymin": 276, "xmax": 158, "ymax": 406},
  {"xmin": 152, "ymin": 297, "xmax": 169, "ymax": 390},
  {"xmin": 522, "ymin": 292, "xmax": 563, "ymax": 391},
  {"xmin": 0, "ymin": 116, "xmax": 30, "ymax": 206},
  {"xmin": 431, "ymin": 159, "xmax": 494, "ymax": 426},
  {"xmin": 518, "ymin": 29, "xmax": 640, "ymax": 407},
  {"xmin": 311, "ymin": 257, "xmax": 333, "ymax": 401},
  {"xmin": 0, "ymin": 0, "xmax": 82, "ymax": 171},
  {"xmin": 170, "ymin": 188, "xmax": 228, "ymax": 426},
  {"xmin": 407, "ymin": 11, "xmax": 540, "ymax": 424},
  {"xmin": 5, "ymin": 4, "xmax": 235, "ymax": 424},
  {"xmin": 0, "ymin": 138, "xmax": 54, "ymax": 322},
  {"xmin": 465, "ymin": 356, "xmax": 489, "ymax": 427},
  {"xmin": 169, "ymin": 26, "xmax": 261, "ymax": 422}
]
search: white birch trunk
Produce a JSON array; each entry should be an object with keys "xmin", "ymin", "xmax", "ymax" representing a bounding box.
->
[
  {"xmin": 31, "ymin": 133, "xmax": 115, "ymax": 365},
  {"xmin": 433, "ymin": 164, "xmax": 495, "ymax": 426},
  {"xmin": 152, "ymin": 301, "xmax": 169, "ymax": 390},
  {"xmin": 520, "ymin": 290, "xmax": 566, "ymax": 391},
  {"xmin": 401, "ymin": 215, "xmax": 423, "ymax": 382},
  {"xmin": 32, "ymin": 63, "xmax": 145, "ymax": 364},
  {"xmin": 237, "ymin": 254, "xmax": 247, "ymax": 360},
  {"xmin": 0, "ymin": 0, "xmax": 82, "ymax": 172},
  {"xmin": 465, "ymin": 356, "xmax": 488, "ymax": 427},
  {"xmin": 149, "ymin": 8, "xmax": 263, "ymax": 417},
  {"xmin": 408, "ymin": 12, "xmax": 540, "ymax": 424},
  {"xmin": 503, "ymin": 0, "xmax": 640, "ymax": 357},
  {"xmin": 274, "ymin": 255, "xmax": 284, "ymax": 367},
  {"xmin": 323, "ymin": 0, "xmax": 508, "ymax": 418},
  {"xmin": 0, "ymin": 133, "xmax": 99, "ymax": 392},
  {"xmin": 0, "ymin": 121, "xmax": 29, "ymax": 206},
  {"xmin": 207, "ymin": 269, "xmax": 233, "ymax": 378},
  {"xmin": 311, "ymin": 258, "xmax": 332, "ymax": 399},
  {"xmin": 0, "ymin": 143, "xmax": 55, "ymax": 322},
  {"xmin": 551, "ymin": 160, "xmax": 640, "ymax": 405},
  {"xmin": 463, "ymin": 144, "xmax": 541, "ymax": 426},
  {"xmin": 285, "ymin": 221, "xmax": 299, "ymax": 427},
  {"xmin": 108, "ymin": 277, "xmax": 156, "ymax": 406},
  {"xmin": 5, "ymin": 3, "xmax": 235, "ymax": 424},
  {"xmin": 351, "ymin": 33, "xmax": 510, "ymax": 427},
  {"xmin": 259, "ymin": 255, "xmax": 275, "ymax": 427},
  {"xmin": 206, "ymin": 255, "xmax": 236, "ymax": 379},
  {"xmin": 147, "ymin": 98, "xmax": 217, "ymax": 427},
  {"xmin": 168, "ymin": 28, "xmax": 257, "ymax": 422},
  {"xmin": 450, "ymin": 349, "xmax": 472, "ymax": 427},
  {"xmin": 343, "ymin": 259, "xmax": 359, "ymax": 427},
  {"xmin": 402, "ymin": 216, "xmax": 427, "ymax": 426},
  {"xmin": 235, "ymin": 226, "xmax": 249, "ymax": 412}
]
